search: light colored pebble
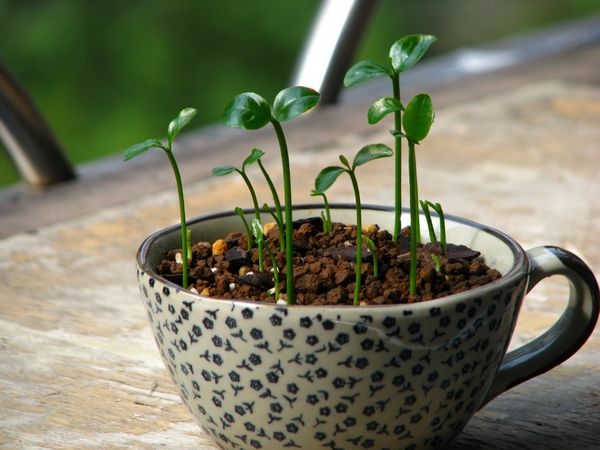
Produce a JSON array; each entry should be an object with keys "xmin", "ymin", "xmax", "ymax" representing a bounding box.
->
[
  {"xmin": 212, "ymin": 239, "xmax": 228, "ymax": 256},
  {"xmin": 229, "ymin": 283, "xmax": 236, "ymax": 291},
  {"xmin": 200, "ymin": 288, "xmax": 211, "ymax": 297},
  {"xmin": 277, "ymin": 299, "xmax": 287, "ymax": 305},
  {"xmin": 175, "ymin": 252, "xmax": 183, "ymax": 264},
  {"xmin": 263, "ymin": 222, "xmax": 278, "ymax": 235},
  {"xmin": 239, "ymin": 265, "xmax": 253, "ymax": 276},
  {"xmin": 361, "ymin": 224, "xmax": 378, "ymax": 235}
]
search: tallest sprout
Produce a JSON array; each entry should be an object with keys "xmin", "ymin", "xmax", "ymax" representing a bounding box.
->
[
  {"xmin": 392, "ymin": 93, "xmax": 435, "ymax": 294},
  {"xmin": 222, "ymin": 87, "xmax": 320, "ymax": 305},
  {"xmin": 344, "ymin": 34, "xmax": 437, "ymax": 242}
]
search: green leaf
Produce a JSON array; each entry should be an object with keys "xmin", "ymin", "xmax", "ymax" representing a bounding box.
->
[
  {"xmin": 367, "ymin": 97, "xmax": 404, "ymax": 124},
  {"xmin": 168, "ymin": 108, "xmax": 198, "ymax": 147},
  {"xmin": 314, "ymin": 166, "xmax": 346, "ymax": 194},
  {"xmin": 389, "ymin": 130, "xmax": 406, "ymax": 138},
  {"xmin": 243, "ymin": 148, "xmax": 265, "ymax": 170},
  {"xmin": 343, "ymin": 60, "xmax": 391, "ymax": 87},
  {"xmin": 352, "ymin": 143, "xmax": 393, "ymax": 169},
  {"xmin": 273, "ymin": 86, "xmax": 320, "ymax": 122},
  {"xmin": 251, "ymin": 218, "xmax": 264, "ymax": 242},
  {"xmin": 223, "ymin": 92, "xmax": 271, "ymax": 130},
  {"xmin": 124, "ymin": 138, "xmax": 165, "ymax": 161},
  {"xmin": 212, "ymin": 165, "xmax": 238, "ymax": 177},
  {"xmin": 389, "ymin": 34, "xmax": 437, "ymax": 73},
  {"xmin": 402, "ymin": 94, "xmax": 434, "ymax": 143},
  {"xmin": 310, "ymin": 189, "xmax": 321, "ymax": 197},
  {"xmin": 338, "ymin": 155, "xmax": 350, "ymax": 168}
]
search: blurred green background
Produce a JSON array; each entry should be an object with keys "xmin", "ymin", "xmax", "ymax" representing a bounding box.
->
[{"xmin": 1, "ymin": 0, "xmax": 599, "ymax": 186}]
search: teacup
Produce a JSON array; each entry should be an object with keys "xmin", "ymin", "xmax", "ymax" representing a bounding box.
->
[{"xmin": 136, "ymin": 205, "xmax": 599, "ymax": 450}]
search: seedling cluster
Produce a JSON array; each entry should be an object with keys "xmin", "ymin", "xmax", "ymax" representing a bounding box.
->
[{"xmin": 126, "ymin": 34, "xmax": 451, "ymax": 306}]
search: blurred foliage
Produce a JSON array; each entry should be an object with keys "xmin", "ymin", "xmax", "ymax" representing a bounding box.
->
[{"xmin": 1, "ymin": 0, "xmax": 599, "ymax": 186}]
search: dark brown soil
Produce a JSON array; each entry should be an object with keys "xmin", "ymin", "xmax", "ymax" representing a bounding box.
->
[{"xmin": 156, "ymin": 217, "xmax": 501, "ymax": 305}]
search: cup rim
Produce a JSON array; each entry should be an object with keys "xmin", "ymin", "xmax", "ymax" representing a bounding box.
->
[{"xmin": 137, "ymin": 203, "xmax": 527, "ymax": 309}]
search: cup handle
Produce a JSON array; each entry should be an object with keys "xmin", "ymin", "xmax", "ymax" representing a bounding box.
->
[{"xmin": 479, "ymin": 245, "xmax": 599, "ymax": 408}]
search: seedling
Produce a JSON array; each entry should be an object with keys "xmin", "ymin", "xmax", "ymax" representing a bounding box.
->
[
  {"xmin": 421, "ymin": 200, "xmax": 436, "ymax": 243},
  {"xmin": 212, "ymin": 148, "xmax": 265, "ymax": 271},
  {"xmin": 362, "ymin": 235, "xmax": 379, "ymax": 279},
  {"xmin": 420, "ymin": 200, "xmax": 447, "ymax": 255},
  {"xmin": 251, "ymin": 219, "xmax": 279, "ymax": 301},
  {"xmin": 310, "ymin": 189, "xmax": 333, "ymax": 233},
  {"xmin": 257, "ymin": 159, "xmax": 285, "ymax": 251},
  {"xmin": 431, "ymin": 254, "xmax": 442, "ymax": 273},
  {"xmin": 262, "ymin": 203, "xmax": 285, "ymax": 251},
  {"xmin": 223, "ymin": 86, "xmax": 320, "ymax": 304},
  {"xmin": 234, "ymin": 207, "xmax": 252, "ymax": 253},
  {"xmin": 344, "ymin": 34, "xmax": 437, "ymax": 242},
  {"xmin": 392, "ymin": 93, "xmax": 435, "ymax": 294},
  {"xmin": 314, "ymin": 143, "xmax": 393, "ymax": 305},
  {"xmin": 124, "ymin": 108, "xmax": 197, "ymax": 288}
]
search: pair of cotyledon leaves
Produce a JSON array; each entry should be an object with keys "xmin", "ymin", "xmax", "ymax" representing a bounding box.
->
[
  {"xmin": 212, "ymin": 148, "xmax": 265, "ymax": 177},
  {"xmin": 345, "ymin": 34, "xmax": 437, "ymax": 144},
  {"xmin": 124, "ymin": 108, "xmax": 198, "ymax": 160},
  {"xmin": 223, "ymin": 86, "xmax": 321, "ymax": 131}
]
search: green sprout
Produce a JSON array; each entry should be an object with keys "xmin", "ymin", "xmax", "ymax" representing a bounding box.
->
[
  {"xmin": 124, "ymin": 108, "xmax": 197, "ymax": 289},
  {"xmin": 251, "ymin": 219, "xmax": 280, "ymax": 301},
  {"xmin": 420, "ymin": 200, "xmax": 436, "ymax": 243},
  {"xmin": 212, "ymin": 148, "xmax": 265, "ymax": 271},
  {"xmin": 420, "ymin": 200, "xmax": 447, "ymax": 255},
  {"xmin": 431, "ymin": 254, "xmax": 442, "ymax": 273},
  {"xmin": 310, "ymin": 190, "xmax": 333, "ymax": 233},
  {"xmin": 222, "ymin": 87, "xmax": 320, "ymax": 305},
  {"xmin": 262, "ymin": 203, "xmax": 285, "ymax": 251},
  {"xmin": 362, "ymin": 235, "xmax": 379, "ymax": 279},
  {"xmin": 314, "ymin": 143, "xmax": 393, "ymax": 305},
  {"xmin": 344, "ymin": 34, "xmax": 437, "ymax": 242},
  {"xmin": 257, "ymin": 158, "xmax": 285, "ymax": 252},
  {"xmin": 234, "ymin": 207, "xmax": 253, "ymax": 252},
  {"xmin": 392, "ymin": 93, "xmax": 435, "ymax": 294}
]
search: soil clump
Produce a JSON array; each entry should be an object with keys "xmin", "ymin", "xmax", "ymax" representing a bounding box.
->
[{"xmin": 156, "ymin": 217, "xmax": 502, "ymax": 305}]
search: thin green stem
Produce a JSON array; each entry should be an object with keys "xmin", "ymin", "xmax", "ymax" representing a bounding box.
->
[
  {"xmin": 265, "ymin": 245, "xmax": 279, "ymax": 300},
  {"xmin": 239, "ymin": 171, "xmax": 263, "ymax": 271},
  {"xmin": 392, "ymin": 73, "xmax": 402, "ymax": 242},
  {"xmin": 431, "ymin": 202, "xmax": 446, "ymax": 255},
  {"xmin": 262, "ymin": 204, "xmax": 285, "ymax": 251},
  {"xmin": 165, "ymin": 149, "xmax": 188, "ymax": 288},
  {"xmin": 271, "ymin": 119, "xmax": 295, "ymax": 305},
  {"xmin": 235, "ymin": 208, "xmax": 252, "ymax": 254},
  {"xmin": 420, "ymin": 200, "xmax": 437, "ymax": 242},
  {"xmin": 322, "ymin": 193, "xmax": 332, "ymax": 233},
  {"xmin": 348, "ymin": 169, "xmax": 363, "ymax": 305},
  {"xmin": 258, "ymin": 159, "xmax": 285, "ymax": 251},
  {"xmin": 363, "ymin": 235, "xmax": 379, "ymax": 278},
  {"xmin": 408, "ymin": 141, "xmax": 418, "ymax": 295}
]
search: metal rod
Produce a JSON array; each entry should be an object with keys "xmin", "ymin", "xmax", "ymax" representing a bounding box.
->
[
  {"xmin": 0, "ymin": 60, "xmax": 75, "ymax": 185},
  {"xmin": 291, "ymin": 0, "xmax": 379, "ymax": 105}
]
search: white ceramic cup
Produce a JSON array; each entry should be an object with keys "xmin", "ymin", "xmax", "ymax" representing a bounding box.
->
[{"xmin": 136, "ymin": 205, "xmax": 599, "ymax": 450}]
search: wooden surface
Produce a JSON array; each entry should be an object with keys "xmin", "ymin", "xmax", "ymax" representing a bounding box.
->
[{"xmin": 1, "ymin": 44, "xmax": 600, "ymax": 449}]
